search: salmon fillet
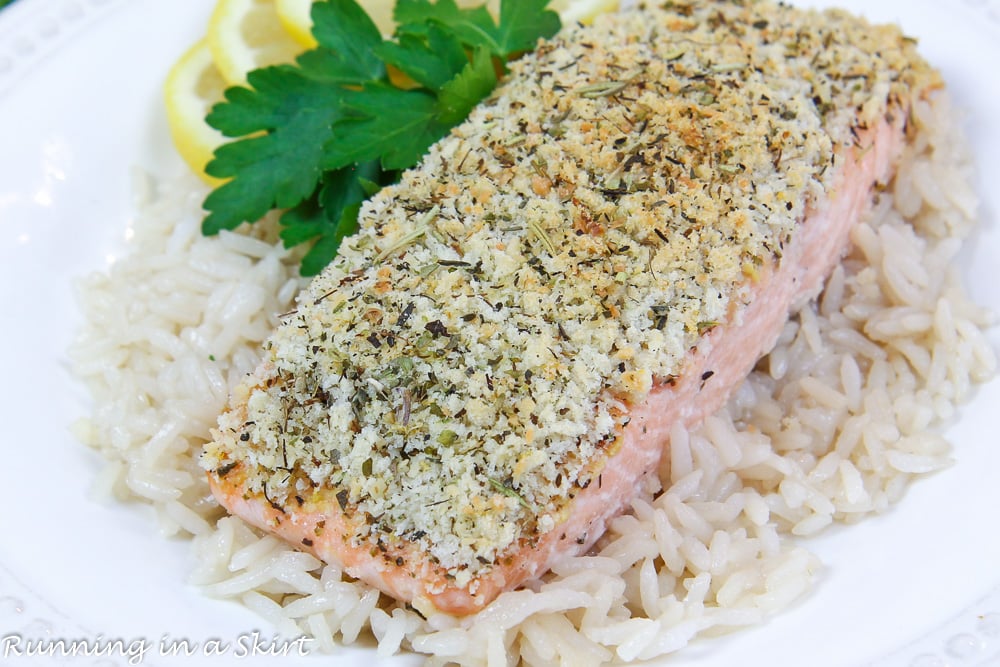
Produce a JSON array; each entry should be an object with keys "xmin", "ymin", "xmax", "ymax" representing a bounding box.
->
[{"xmin": 203, "ymin": 1, "xmax": 938, "ymax": 616}]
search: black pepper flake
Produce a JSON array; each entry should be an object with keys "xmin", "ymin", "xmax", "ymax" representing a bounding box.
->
[
  {"xmin": 336, "ymin": 489, "xmax": 349, "ymax": 511},
  {"xmin": 367, "ymin": 333, "xmax": 382, "ymax": 349},
  {"xmin": 239, "ymin": 432, "xmax": 251, "ymax": 442},
  {"xmin": 425, "ymin": 320, "xmax": 450, "ymax": 337},
  {"xmin": 396, "ymin": 302, "xmax": 415, "ymax": 327},
  {"xmin": 216, "ymin": 462, "xmax": 238, "ymax": 477},
  {"xmin": 396, "ymin": 557, "xmax": 405, "ymax": 567},
  {"xmin": 302, "ymin": 538, "xmax": 314, "ymax": 547}
]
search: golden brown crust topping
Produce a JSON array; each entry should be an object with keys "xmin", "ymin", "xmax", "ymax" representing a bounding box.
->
[{"xmin": 204, "ymin": 1, "xmax": 937, "ymax": 583}]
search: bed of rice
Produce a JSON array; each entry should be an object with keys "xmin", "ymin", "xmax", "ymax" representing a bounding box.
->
[{"xmin": 70, "ymin": 91, "xmax": 995, "ymax": 665}]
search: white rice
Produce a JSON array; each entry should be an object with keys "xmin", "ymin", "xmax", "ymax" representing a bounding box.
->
[{"xmin": 70, "ymin": 91, "xmax": 996, "ymax": 665}]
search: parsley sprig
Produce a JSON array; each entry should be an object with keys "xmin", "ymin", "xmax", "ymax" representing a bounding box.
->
[{"xmin": 202, "ymin": 0, "xmax": 561, "ymax": 276}]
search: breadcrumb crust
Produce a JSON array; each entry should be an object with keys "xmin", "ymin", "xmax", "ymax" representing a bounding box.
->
[{"xmin": 204, "ymin": 0, "xmax": 936, "ymax": 582}]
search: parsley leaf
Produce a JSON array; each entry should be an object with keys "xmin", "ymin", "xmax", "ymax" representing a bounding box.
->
[
  {"xmin": 323, "ymin": 84, "xmax": 447, "ymax": 171},
  {"xmin": 201, "ymin": 0, "xmax": 561, "ymax": 275},
  {"xmin": 494, "ymin": 0, "xmax": 562, "ymax": 56},
  {"xmin": 202, "ymin": 66, "xmax": 344, "ymax": 235},
  {"xmin": 303, "ymin": 0, "xmax": 385, "ymax": 82},
  {"xmin": 436, "ymin": 46, "xmax": 497, "ymax": 126},
  {"xmin": 294, "ymin": 201, "xmax": 363, "ymax": 277},
  {"xmin": 280, "ymin": 161, "xmax": 391, "ymax": 276},
  {"xmin": 394, "ymin": 0, "xmax": 498, "ymax": 52},
  {"xmin": 374, "ymin": 24, "xmax": 468, "ymax": 90},
  {"xmin": 395, "ymin": 0, "xmax": 560, "ymax": 60}
]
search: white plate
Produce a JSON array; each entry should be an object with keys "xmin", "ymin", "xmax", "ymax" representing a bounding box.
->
[{"xmin": 0, "ymin": 0, "xmax": 998, "ymax": 665}]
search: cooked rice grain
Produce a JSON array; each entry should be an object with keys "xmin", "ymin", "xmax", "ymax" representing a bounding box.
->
[{"xmin": 70, "ymin": 92, "xmax": 995, "ymax": 664}]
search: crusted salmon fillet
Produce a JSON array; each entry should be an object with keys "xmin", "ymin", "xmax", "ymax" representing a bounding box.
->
[{"xmin": 203, "ymin": 1, "xmax": 939, "ymax": 616}]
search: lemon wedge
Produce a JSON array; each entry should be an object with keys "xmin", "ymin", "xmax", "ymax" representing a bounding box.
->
[
  {"xmin": 208, "ymin": 0, "xmax": 306, "ymax": 85},
  {"xmin": 163, "ymin": 39, "xmax": 229, "ymax": 184},
  {"xmin": 275, "ymin": 0, "xmax": 616, "ymax": 49}
]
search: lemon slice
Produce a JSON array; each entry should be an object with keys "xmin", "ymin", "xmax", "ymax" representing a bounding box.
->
[
  {"xmin": 551, "ymin": 0, "xmax": 619, "ymax": 25},
  {"xmin": 275, "ymin": 0, "xmax": 615, "ymax": 49},
  {"xmin": 208, "ymin": 0, "xmax": 306, "ymax": 85},
  {"xmin": 164, "ymin": 39, "xmax": 229, "ymax": 184},
  {"xmin": 273, "ymin": 0, "xmax": 318, "ymax": 47}
]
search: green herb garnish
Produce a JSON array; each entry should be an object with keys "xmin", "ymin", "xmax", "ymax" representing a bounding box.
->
[
  {"xmin": 487, "ymin": 476, "xmax": 535, "ymax": 511},
  {"xmin": 201, "ymin": 0, "xmax": 561, "ymax": 276}
]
